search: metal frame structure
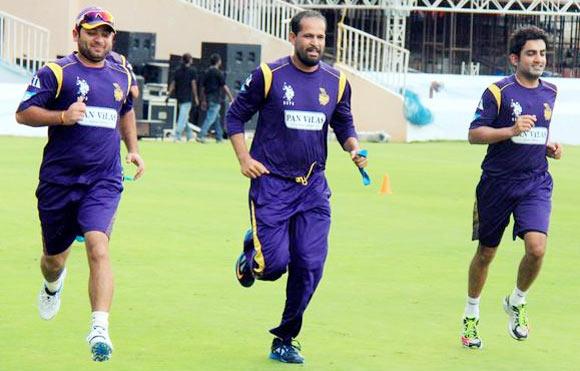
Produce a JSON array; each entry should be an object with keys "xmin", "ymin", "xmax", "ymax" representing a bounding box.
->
[
  {"xmin": 287, "ymin": 0, "xmax": 580, "ymax": 76},
  {"xmin": 186, "ymin": 0, "xmax": 409, "ymax": 93},
  {"xmin": 287, "ymin": 0, "xmax": 580, "ymax": 16},
  {"xmin": 0, "ymin": 10, "xmax": 50, "ymax": 75}
]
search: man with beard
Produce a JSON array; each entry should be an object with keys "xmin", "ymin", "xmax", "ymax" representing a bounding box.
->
[
  {"xmin": 226, "ymin": 10, "xmax": 367, "ymax": 363},
  {"xmin": 461, "ymin": 26, "xmax": 562, "ymax": 349},
  {"xmin": 15, "ymin": 6, "xmax": 145, "ymax": 362}
]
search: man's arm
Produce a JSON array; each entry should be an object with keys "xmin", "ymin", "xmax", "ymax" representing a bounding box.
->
[
  {"xmin": 16, "ymin": 96, "xmax": 86, "ymax": 127},
  {"xmin": 342, "ymin": 137, "xmax": 367, "ymax": 168},
  {"xmin": 199, "ymin": 85, "xmax": 207, "ymax": 111},
  {"xmin": 230, "ymin": 133, "xmax": 269, "ymax": 179},
  {"xmin": 192, "ymin": 79, "xmax": 199, "ymax": 106},
  {"xmin": 328, "ymin": 80, "xmax": 366, "ymax": 169},
  {"xmin": 166, "ymin": 81, "xmax": 175, "ymax": 102},
  {"xmin": 130, "ymin": 85, "xmax": 140, "ymax": 99},
  {"xmin": 226, "ymin": 66, "xmax": 268, "ymax": 178},
  {"xmin": 119, "ymin": 109, "xmax": 145, "ymax": 179},
  {"xmin": 222, "ymin": 85, "xmax": 234, "ymax": 103},
  {"xmin": 546, "ymin": 142, "xmax": 563, "ymax": 159},
  {"xmin": 468, "ymin": 114, "xmax": 536, "ymax": 144}
]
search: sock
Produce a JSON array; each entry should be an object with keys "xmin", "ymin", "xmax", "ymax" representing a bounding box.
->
[
  {"xmin": 91, "ymin": 311, "xmax": 109, "ymax": 330},
  {"xmin": 464, "ymin": 296, "xmax": 480, "ymax": 319},
  {"xmin": 44, "ymin": 269, "xmax": 65, "ymax": 294},
  {"xmin": 509, "ymin": 287, "xmax": 527, "ymax": 306}
]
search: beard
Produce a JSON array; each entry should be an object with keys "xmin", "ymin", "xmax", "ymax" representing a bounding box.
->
[
  {"xmin": 78, "ymin": 40, "xmax": 109, "ymax": 63},
  {"xmin": 295, "ymin": 46, "xmax": 323, "ymax": 67},
  {"xmin": 521, "ymin": 66, "xmax": 544, "ymax": 80}
]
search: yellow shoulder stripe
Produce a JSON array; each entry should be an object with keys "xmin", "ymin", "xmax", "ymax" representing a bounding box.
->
[
  {"xmin": 260, "ymin": 63, "xmax": 272, "ymax": 98},
  {"xmin": 45, "ymin": 62, "xmax": 63, "ymax": 99},
  {"xmin": 488, "ymin": 84, "xmax": 501, "ymax": 114},
  {"xmin": 120, "ymin": 64, "xmax": 132, "ymax": 94},
  {"xmin": 338, "ymin": 71, "xmax": 347, "ymax": 103}
]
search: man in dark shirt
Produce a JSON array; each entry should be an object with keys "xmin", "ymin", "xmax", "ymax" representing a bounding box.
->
[
  {"xmin": 197, "ymin": 53, "xmax": 233, "ymax": 143},
  {"xmin": 167, "ymin": 53, "xmax": 198, "ymax": 142}
]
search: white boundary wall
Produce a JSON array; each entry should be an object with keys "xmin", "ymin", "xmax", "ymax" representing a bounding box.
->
[{"xmin": 404, "ymin": 73, "xmax": 580, "ymax": 145}]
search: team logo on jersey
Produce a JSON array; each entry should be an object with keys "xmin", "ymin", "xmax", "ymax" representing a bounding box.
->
[
  {"xmin": 477, "ymin": 99, "xmax": 484, "ymax": 111},
  {"xmin": 282, "ymin": 82, "xmax": 295, "ymax": 106},
  {"xmin": 318, "ymin": 88, "xmax": 329, "ymax": 106},
  {"xmin": 113, "ymin": 83, "xmax": 124, "ymax": 101},
  {"xmin": 240, "ymin": 75, "xmax": 252, "ymax": 93},
  {"xmin": 543, "ymin": 103, "xmax": 552, "ymax": 120},
  {"xmin": 76, "ymin": 77, "xmax": 90, "ymax": 101},
  {"xmin": 510, "ymin": 99, "xmax": 522, "ymax": 122}
]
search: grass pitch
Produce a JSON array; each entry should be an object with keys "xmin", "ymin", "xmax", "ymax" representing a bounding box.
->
[{"xmin": 1, "ymin": 137, "xmax": 578, "ymax": 370}]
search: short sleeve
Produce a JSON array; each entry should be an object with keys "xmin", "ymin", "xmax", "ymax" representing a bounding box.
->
[{"xmin": 16, "ymin": 65, "xmax": 58, "ymax": 112}]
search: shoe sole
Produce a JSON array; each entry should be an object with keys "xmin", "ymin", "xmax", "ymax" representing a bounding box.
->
[
  {"xmin": 269, "ymin": 352, "xmax": 304, "ymax": 364},
  {"xmin": 235, "ymin": 253, "xmax": 255, "ymax": 288},
  {"xmin": 461, "ymin": 338, "xmax": 483, "ymax": 350},
  {"xmin": 91, "ymin": 342, "xmax": 113, "ymax": 362},
  {"xmin": 503, "ymin": 297, "xmax": 528, "ymax": 341}
]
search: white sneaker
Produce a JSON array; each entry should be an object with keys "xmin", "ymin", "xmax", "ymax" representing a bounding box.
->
[
  {"xmin": 38, "ymin": 268, "xmax": 67, "ymax": 320},
  {"xmin": 87, "ymin": 325, "xmax": 114, "ymax": 362},
  {"xmin": 503, "ymin": 296, "xmax": 529, "ymax": 341}
]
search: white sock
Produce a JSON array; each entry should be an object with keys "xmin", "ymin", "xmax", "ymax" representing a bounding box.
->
[
  {"xmin": 91, "ymin": 311, "xmax": 109, "ymax": 330},
  {"xmin": 44, "ymin": 269, "xmax": 65, "ymax": 293},
  {"xmin": 464, "ymin": 296, "xmax": 480, "ymax": 319},
  {"xmin": 509, "ymin": 287, "xmax": 527, "ymax": 306}
]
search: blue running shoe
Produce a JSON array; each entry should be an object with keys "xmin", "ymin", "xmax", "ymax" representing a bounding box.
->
[
  {"xmin": 91, "ymin": 342, "xmax": 113, "ymax": 362},
  {"xmin": 87, "ymin": 326, "xmax": 113, "ymax": 362},
  {"xmin": 269, "ymin": 338, "xmax": 304, "ymax": 364},
  {"xmin": 235, "ymin": 229, "xmax": 255, "ymax": 288}
]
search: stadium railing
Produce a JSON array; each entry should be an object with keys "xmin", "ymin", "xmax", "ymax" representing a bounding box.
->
[
  {"xmin": 0, "ymin": 10, "xmax": 49, "ymax": 76},
  {"xmin": 184, "ymin": 0, "xmax": 409, "ymax": 95}
]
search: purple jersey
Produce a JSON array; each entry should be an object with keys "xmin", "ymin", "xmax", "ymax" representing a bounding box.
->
[
  {"xmin": 107, "ymin": 51, "xmax": 138, "ymax": 87},
  {"xmin": 227, "ymin": 56, "xmax": 357, "ymax": 178},
  {"xmin": 470, "ymin": 75, "xmax": 557, "ymax": 179},
  {"xmin": 17, "ymin": 53, "xmax": 133, "ymax": 185}
]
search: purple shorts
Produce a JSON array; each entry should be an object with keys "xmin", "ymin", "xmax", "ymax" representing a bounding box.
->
[
  {"xmin": 248, "ymin": 171, "xmax": 331, "ymax": 280},
  {"xmin": 36, "ymin": 179, "xmax": 122, "ymax": 255},
  {"xmin": 472, "ymin": 172, "xmax": 552, "ymax": 247}
]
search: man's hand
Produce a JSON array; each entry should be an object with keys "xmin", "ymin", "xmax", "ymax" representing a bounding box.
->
[
  {"xmin": 62, "ymin": 96, "xmax": 86, "ymax": 125},
  {"xmin": 125, "ymin": 152, "xmax": 145, "ymax": 180},
  {"xmin": 511, "ymin": 115, "xmax": 536, "ymax": 136},
  {"xmin": 546, "ymin": 142, "xmax": 563, "ymax": 160},
  {"xmin": 350, "ymin": 150, "xmax": 368, "ymax": 168},
  {"xmin": 239, "ymin": 154, "xmax": 269, "ymax": 179}
]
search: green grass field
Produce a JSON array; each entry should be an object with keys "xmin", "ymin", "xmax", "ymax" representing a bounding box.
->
[{"xmin": 1, "ymin": 137, "xmax": 579, "ymax": 371}]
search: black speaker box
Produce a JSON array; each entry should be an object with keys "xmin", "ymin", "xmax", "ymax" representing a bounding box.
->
[
  {"xmin": 201, "ymin": 43, "xmax": 260, "ymax": 74},
  {"xmin": 113, "ymin": 31, "xmax": 156, "ymax": 66}
]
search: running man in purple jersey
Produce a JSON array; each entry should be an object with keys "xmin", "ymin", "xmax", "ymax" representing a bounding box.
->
[
  {"xmin": 461, "ymin": 26, "xmax": 562, "ymax": 349},
  {"xmin": 226, "ymin": 10, "xmax": 367, "ymax": 363},
  {"xmin": 15, "ymin": 6, "xmax": 145, "ymax": 362}
]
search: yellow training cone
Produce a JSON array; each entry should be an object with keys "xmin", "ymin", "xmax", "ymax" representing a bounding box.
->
[{"xmin": 379, "ymin": 174, "xmax": 392, "ymax": 195}]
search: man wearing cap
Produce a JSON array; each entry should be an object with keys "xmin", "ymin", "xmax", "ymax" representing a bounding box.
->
[{"xmin": 15, "ymin": 6, "xmax": 144, "ymax": 362}]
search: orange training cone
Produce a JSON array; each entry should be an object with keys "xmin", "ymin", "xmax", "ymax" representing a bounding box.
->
[{"xmin": 379, "ymin": 174, "xmax": 392, "ymax": 195}]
